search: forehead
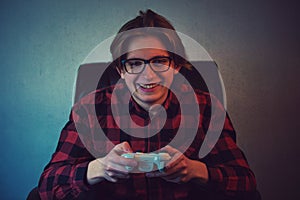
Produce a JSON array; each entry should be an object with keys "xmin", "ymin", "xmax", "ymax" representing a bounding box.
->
[{"xmin": 125, "ymin": 36, "xmax": 169, "ymax": 59}]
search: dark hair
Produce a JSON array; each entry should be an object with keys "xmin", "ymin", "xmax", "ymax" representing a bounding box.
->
[{"xmin": 110, "ymin": 9, "xmax": 191, "ymax": 71}]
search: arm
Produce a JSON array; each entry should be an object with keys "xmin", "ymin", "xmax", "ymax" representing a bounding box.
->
[
  {"xmin": 146, "ymin": 115, "xmax": 256, "ymax": 196},
  {"xmin": 86, "ymin": 141, "xmax": 137, "ymax": 185},
  {"xmin": 203, "ymin": 114, "xmax": 257, "ymax": 195},
  {"xmin": 38, "ymin": 102, "xmax": 137, "ymax": 199},
  {"xmin": 146, "ymin": 145, "xmax": 209, "ymax": 184},
  {"xmin": 147, "ymin": 93, "xmax": 257, "ymax": 197},
  {"xmin": 38, "ymin": 116, "xmax": 94, "ymax": 200},
  {"xmin": 201, "ymin": 92, "xmax": 257, "ymax": 195}
]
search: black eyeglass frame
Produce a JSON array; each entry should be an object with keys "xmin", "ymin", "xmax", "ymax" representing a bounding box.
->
[{"xmin": 121, "ymin": 56, "xmax": 173, "ymax": 74}]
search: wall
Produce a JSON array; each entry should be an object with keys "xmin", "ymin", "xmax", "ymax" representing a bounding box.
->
[{"xmin": 1, "ymin": 0, "xmax": 299, "ymax": 199}]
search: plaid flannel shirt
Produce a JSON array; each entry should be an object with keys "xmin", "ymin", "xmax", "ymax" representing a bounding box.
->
[{"xmin": 38, "ymin": 82, "xmax": 257, "ymax": 199}]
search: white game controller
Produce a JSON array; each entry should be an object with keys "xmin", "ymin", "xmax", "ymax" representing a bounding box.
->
[{"xmin": 121, "ymin": 152, "xmax": 171, "ymax": 172}]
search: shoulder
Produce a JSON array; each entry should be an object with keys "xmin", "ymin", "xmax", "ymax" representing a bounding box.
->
[
  {"xmin": 172, "ymin": 83, "xmax": 226, "ymax": 120},
  {"xmin": 172, "ymin": 83, "xmax": 211, "ymax": 105},
  {"xmin": 73, "ymin": 82, "xmax": 128, "ymax": 109}
]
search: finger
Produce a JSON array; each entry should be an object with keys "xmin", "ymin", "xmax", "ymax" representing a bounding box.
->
[
  {"xmin": 104, "ymin": 171, "xmax": 118, "ymax": 182},
  {"xmin": 162, "ymin": 176, "xmax": 182, "ymax": 183},
  {"xmin": 146, "ymin": 171, "xmax": 167, "ymax": 178},
  {"xmin": 108, "ymin": 156, "xmax": 137, "ymax": 169},
  {"xmin": 160, "ymin": 145, "xmax": 178, "ymax": 155},
  {"xmin": 107, "ymin": 170, "xmax": 130, "ymax": 179},
  {"xmin": 162, "ymin": 166, "xmax": 185, "ymax": 180},
  {"xmin": 97, "ymin": 158, "xmax": 124, "ymax": 173},
  {"xmin": 160, "ymin": 146, "xmax": 184, "ymax": 167},
  {"xmin": 165, "ymin": 154, "xmax": 184, "ymax": 169},
  {"xmin": 104, "ymin": 165, "xmax": 130, "ymax": 174},
  {"xmin": 167, "ymin": 156, "xmax": 187, "ymax": 172},
  {"xmin": 146, "ymin": 169, "xmax": 182, "ymax": 183},
  {"xmin": 163, "ymin": 163, "xmax": 190, "ymax": 183},
  {"xmin": 114, "ymin": 174, "xmax": 130, "ymax": 179}
]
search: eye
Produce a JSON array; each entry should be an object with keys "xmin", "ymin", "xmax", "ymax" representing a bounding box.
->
[
  {"xmin": 151, "ymin": 57, "xmax": 170, "ymax": 66},
  {"xmin": 127, "ymin": 60, "xmax": 144, "ymax": 67}
]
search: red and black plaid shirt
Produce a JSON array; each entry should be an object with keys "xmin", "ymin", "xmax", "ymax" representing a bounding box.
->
[{"xmin": 38, "ymin": 82, "xmax": 257, "ymax": 199}]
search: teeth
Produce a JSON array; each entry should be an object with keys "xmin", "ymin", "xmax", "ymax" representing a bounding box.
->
[{"xmin": 140, "ymin": 83, "xmax": 157, "ymax": 89}]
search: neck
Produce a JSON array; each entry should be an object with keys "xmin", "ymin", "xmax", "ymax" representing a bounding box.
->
[{"xmin": 132, "ymin": 92, "xmax": 168, "ymax": 113}]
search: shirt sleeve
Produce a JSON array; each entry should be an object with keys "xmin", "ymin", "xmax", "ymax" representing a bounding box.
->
[
  {"xmin": 199, "ymin": 94, "xmax": 257, "ymax": 197},
  {"xmin": 38, "ymin": 105, "xmax": 94, "ymax": 199}
]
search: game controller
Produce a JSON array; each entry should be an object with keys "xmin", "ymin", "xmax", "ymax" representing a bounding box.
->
[{"xmin": 121, "ymin": 152, "xmax": 171, "ymax": 172}]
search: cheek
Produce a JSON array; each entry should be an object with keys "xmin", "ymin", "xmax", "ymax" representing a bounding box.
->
[
  {"xmin": 163, "ymin": 72, "xmax": 175, "ymax": 86},
  {"xmin": 124, "ymin": 75, "xmax": 137, "ymax": 88}
]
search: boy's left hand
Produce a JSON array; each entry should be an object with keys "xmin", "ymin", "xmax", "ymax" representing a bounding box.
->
[{"xmin": 146, "ymin": 145, "xmax": 208, "ymax": 184}]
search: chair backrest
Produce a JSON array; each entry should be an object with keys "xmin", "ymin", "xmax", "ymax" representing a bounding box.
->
[{"xmin": 73, "ymin": 61, "xmax": 225, "ymax": 106}]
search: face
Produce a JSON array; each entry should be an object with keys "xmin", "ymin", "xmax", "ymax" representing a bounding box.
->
[{"xmin": 119, "ymin": 36, "xmax": 179, "ymax": 110}]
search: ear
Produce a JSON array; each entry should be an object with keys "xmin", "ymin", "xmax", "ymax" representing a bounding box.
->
[
  {"xmin": 174, "ymin": 65, "xmax": 181, "ymax": 75},
  {"xmin": 116, "ymin": 67, "xmax": 125, "ymax": 79}
]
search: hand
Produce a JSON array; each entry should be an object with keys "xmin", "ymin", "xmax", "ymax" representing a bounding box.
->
[
  {"xmin": 146, "ymin": 145, "xmax": 209, "ymax": 184},
  {"xmin": 87, "ymin": 142, "xmax": 137, "ymax": 184}
]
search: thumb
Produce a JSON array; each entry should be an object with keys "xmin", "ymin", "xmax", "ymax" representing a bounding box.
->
[
  {"xmin": 113, "ymin": 141, "xmax": 132, "ymax": 154},
  {"xmin": 160, "ymin": 145, "xmax": 178, "ymax": 156}
]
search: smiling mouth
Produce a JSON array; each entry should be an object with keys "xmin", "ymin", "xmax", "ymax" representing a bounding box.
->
[{"xmin": 138, "ymin": 83, "xmax": 160, "ymax": 89}]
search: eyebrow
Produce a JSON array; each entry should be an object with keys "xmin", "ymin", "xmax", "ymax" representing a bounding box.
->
[{"xmin": 126, "ymin": 55, "xmax": 170, "ymax": 60}]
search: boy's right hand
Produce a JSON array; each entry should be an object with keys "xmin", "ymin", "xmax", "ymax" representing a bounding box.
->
[{"xmin": 87, "ymin": 142, "xmax": 137, "ymax": 184}]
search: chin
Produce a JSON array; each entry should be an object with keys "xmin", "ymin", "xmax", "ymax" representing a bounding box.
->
[{"xmin": 137, "ymin": 95, "xmax": 161, "ymax": 103}]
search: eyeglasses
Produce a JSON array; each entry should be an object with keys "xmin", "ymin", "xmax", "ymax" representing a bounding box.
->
[{"xmin": 121, "ymin": 56, "xmax": 172, "ymax": 74}]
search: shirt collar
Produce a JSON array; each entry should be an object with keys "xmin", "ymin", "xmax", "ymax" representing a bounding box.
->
[{"xmin": 127, "ymin": 86, "xmax": 181, "ymax": 120}]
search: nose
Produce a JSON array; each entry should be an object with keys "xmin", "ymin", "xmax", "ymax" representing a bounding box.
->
[{"xmin": 140, "ymin": 63, "xmax": 156, "ymax": 79}]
